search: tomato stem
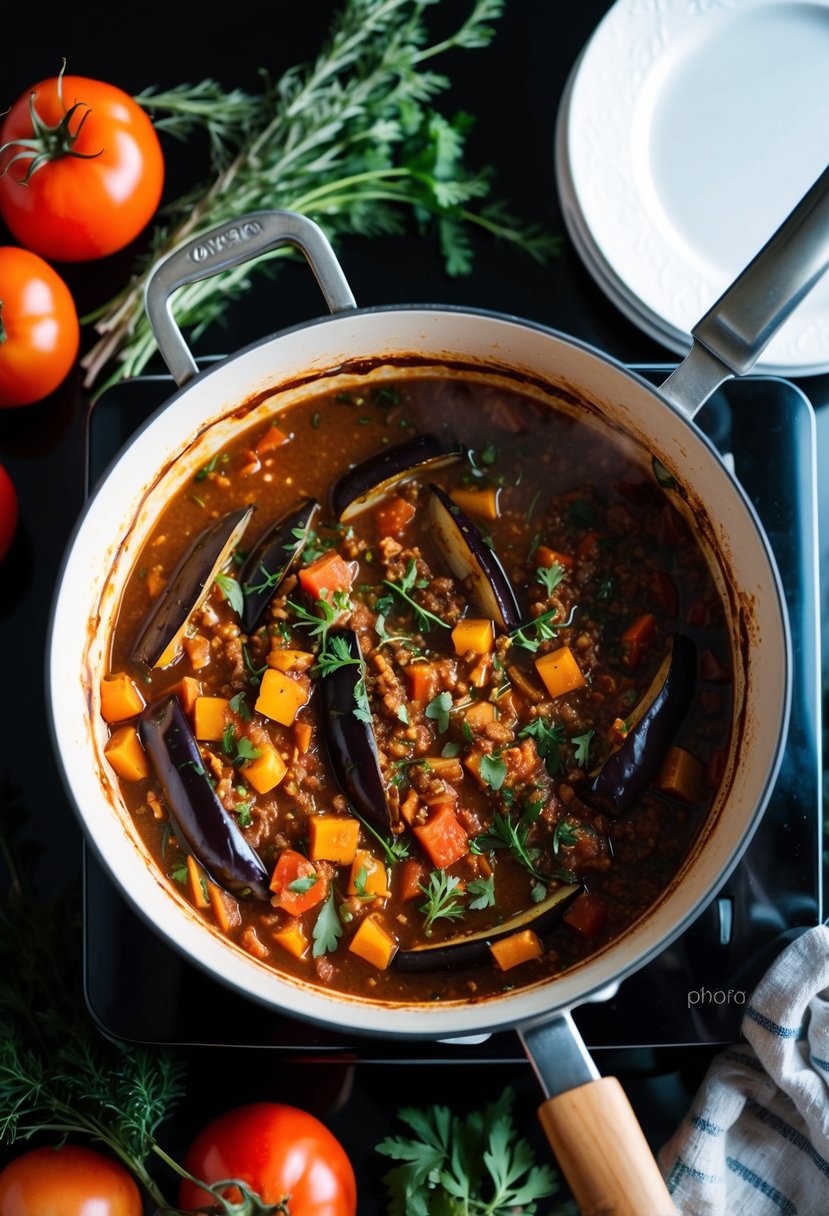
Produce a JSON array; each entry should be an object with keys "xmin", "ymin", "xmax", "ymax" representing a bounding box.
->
[{"xmin": 0, "ymin": 65, "xmax": 103, "ymax": 183}]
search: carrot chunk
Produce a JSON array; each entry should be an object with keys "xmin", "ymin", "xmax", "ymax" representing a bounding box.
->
[
  {"xmin": 185, "ymin": 854, "xmax": 210, "ymax": 909},
  {"xmin": 451, "ymin": 618, "xmax": 494, "ymax": 656},
  {"xmin": 164, "ymin": 675, "xmax": 201, "ymax": 714},
  {"xmin": 307, "ymin": 814, "xmax": 360, "ymax": 865},
  {"xmin": 208, "ymin": 882, "xmax": 242, "ymax": 934},
  {"xmin": 489, "ymin": 929, "xmax": 543, "ymax": 971},
  {"xmin": 534, "ymin": 646, "xmax": 586, "ymax": 699},
  {"xmin": 398, "ymin": 858, "xmax": 428, "ymax": 901},
  {"xmin": 536, "ymin": 545, "xmax": 575, "ymax": 571},
  {"xmin": 100, "ymin": 673, "xmax": 145, "ymax": 723},
  {"xmin": 405, "ymin": 662, "xmax": 438, "ymax": 702},
  {"xmin": 269, "ymin": 849, "xmax": 326, "ymax": 915},
  {"xmin": 413, "ymin": 802, "xmax": 469, "ymax": 869},
  {"xmin": 563, "ymin": 892, "xmax": 607, "ymax": 939},
  {"xmin": 375, "ymin": 495, "xmax": 416, "ymax": 539},
  {"xmin": 244, "ymin": 745, "xmax": 287, "ymax": 794},
  {"xmin": 104, "ymin": 725, "xmax": 149, "ymax": 782},
  {"xmin": 298, "ymin": 551, "xmax": 353, "ymax": 600},
  {"xmin": 621, "ymin": 613, "xmax": 656, "ymax": 668},
  {"xmin": 348, "ymin": 914, "xmax": 398, "ymax": 969},
  {"xmin": 255, "ymin": 423, "xmax": 290, "ymax": 454},
  {"xmin": 255, "ymin": 669, "xmax": 309, "ymax": 726},
  {"xmin": 193, "ymin": 696, "xmax": 230, "ymax": 741},
  {"xmin": 293, "ymin": 720, "xmax": 313, "ymax": 754},
  {"xmin": 449, "ymin": 486, "xmax": 500, "ymax": 520}
]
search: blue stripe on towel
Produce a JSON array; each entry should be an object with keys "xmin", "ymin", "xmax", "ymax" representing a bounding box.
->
[
  {"xmin": 727, "ymin": 1157, "xmax": 797, "ymax": 1215},
  {"xmin": 692, "ymin": 1114, "xmax": 725, "ymax": 1136},
  {"xmin": 744, "ymin": 1005, "xmax": 804, "ymax": 1039},
  {"xmin": 746, "ymin": 1098, "xmax": 829, "ymax": 1180},
  {"xmin": 665, "ymin": 1155, "xmax": 720, "ymax": 1194},
  {"xmin": 810, "ymin": 1055, "xmax": 829, "ymax": 1072},
  {"xmin": 723, "ymin": 1049, "xmax": 766, "ymax": 1074}
]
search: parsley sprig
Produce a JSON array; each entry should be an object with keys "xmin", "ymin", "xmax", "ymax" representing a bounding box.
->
[
  {"xmin": 418, "ymin": 870, "xmax": 467, "ymax": 934},
  {"xmin": 380, "ymin": 559, "xmax": 449, "ymax": 632},
  {"xmin": 508, "ymin": 604, "xmax": 578, "ymax": 654}
]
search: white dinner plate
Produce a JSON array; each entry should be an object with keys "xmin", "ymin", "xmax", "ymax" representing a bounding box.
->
[{"xmin": 560, "ymin": 0, "xmax": 829, "ymax": 376}]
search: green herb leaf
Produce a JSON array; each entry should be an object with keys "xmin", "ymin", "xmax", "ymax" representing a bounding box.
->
[
  {"xmin": 236, "ymin": 736, "xmax": 262, "ymax": 764},
  {"xmin": 312, "ymin": 889, "xmax": 343, "ymax": 957},
  {"xmin": 553, "ymin": 820, "xmax": 579, "ymax": 854},
  {"xmin": 425, "ymin": 690, "xmax": 452, "ymax": 734},
  {"xmin": 214, "ymin": 571, "xmax": 244, "ymax": 616},
  {"xmin": 466, "ymin": 875, "xmax": 496, "ymax": 910},
  {"xmin": 572, "ymin": 729, "xmax": 594, "ymax": 767},
  {"xmin": 228, "ymin": 691, "xmax": 252, "ymax": 721},
  {"xmin": 382, "ymin": 559, "xmax": 449, "ymax": 632},
  {"xmin": 288, "ymin": 874, "xmax": 319, "ymax": 894},
  {"xmin": 536, "ymin": 560, "xmax": 566, "ymax": 597},
  {"xmin": 479, "ymin": 752, "xmax": 507, "ymax": 791},
  {"xmin": 418, "ymin": 870, "xmax": 466, "ymax": 934},
  {"xmin": 518, "ymin": 717, "xmax": 565, "ymax": 776},
  {"xmin": 236, "ymin": 801, "xmax": 253, "ymax": 828},
  {"xmin": 508, "ymin": 604, "xmax": 578, "ymax": 653},
  {"xmin": 440, "ymin": 741, "xmax": 460, "ymax": 758},
  {"xmin": 396, "ymin": 704, "xmax": 410, "ymax": 725}
]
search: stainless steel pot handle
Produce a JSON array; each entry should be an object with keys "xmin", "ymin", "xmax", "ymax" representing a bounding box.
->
[
  {"xmin": 144, "ymin": 210, "xmax": 357, "ymax": 387},
  {"xmin": 660, "ymin": 162, "xmax": 829, "ymax": 417}
]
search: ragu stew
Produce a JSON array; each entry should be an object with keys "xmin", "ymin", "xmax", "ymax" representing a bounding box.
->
[{"xmin": 101, "ymin": 372, "xmax": 732, "ymax": 1003}]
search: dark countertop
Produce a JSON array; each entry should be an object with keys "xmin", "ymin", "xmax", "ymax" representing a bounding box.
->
[{"xmin": 1, "ymin": 2, "xmax": 826, "ymax": 1211}]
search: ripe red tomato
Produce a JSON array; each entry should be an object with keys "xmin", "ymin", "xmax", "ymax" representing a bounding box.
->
[
  {"xmin": 179, "ymin": 1103, "xmax": 357, "ymax": 1216},
  {"xmin": 0, "ymin": 463, "xmax": 17, "ymax": 561},
  {"xmin": 0, "ymin": 1145, "xmax": 142, "ymax": 1216},
  {"xmin": 0, "ymin": 74, "xmax": 164, "ymax": 262},
  {"xmin": 0, "ymin": 246, "xmax": 79, "ymax": 407}
]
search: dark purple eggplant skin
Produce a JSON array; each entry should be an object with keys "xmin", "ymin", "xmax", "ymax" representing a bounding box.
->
[
  {"xmin": 585, "ymin": 632, "xmax": 697, "ymax": 818},
  {"xmin": 319, "ymin": 627, "xmax": 393, "ymax": 833},
  {"xmin": 394, "ymin": 883, "xmax": 581, "ymax": 973},
  {"xmin": 138, "ymin": 694, "xmax": 271, "ymax": 900},
  {"xmin": 132, "ymin": 505, "xmax": 252, "ymax": 667},
  {"xmin": 428, "ymin": 483, "xmax": 521, "ymax": 631},
  {"xmin": 238, "ymin": 497, "xmax": 319, "ymax": 634},
  {"xmin": 330, "ymin": 433, "xmax": 463, "ymax": 520}
]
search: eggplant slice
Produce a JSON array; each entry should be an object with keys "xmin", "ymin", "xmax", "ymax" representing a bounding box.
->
[
  {"xmin": 585, "ymin": 632, "xmax": 697, "ymax": 817},
  {"xmin": 238, "ymin": 497, "xmax": 319, "ymax": 634},
  {"xmin": 138, "ymin": 694, "xmax": 271, "ymax": 900},
  {"xmin": 427, "ymin": 484, "xmax": 521, "ymax": 631},
  {"xmin": 319, "ymin": 627, "xmax": 396, "ymax": 833},
  {"xmin": 132, "ymin": 505, "xmax": 253, "ymax": 668},
  {"xmin": 330, "ymin": 434, "xmax": 463, "ymax": 521},
  {"xmin": 395, "ymin": 882, "xmax": 580, "ymax": 972}
]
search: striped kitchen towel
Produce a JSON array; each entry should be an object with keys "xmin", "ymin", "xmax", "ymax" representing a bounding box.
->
[{"xmin": 659, "ymin": 924, "xmax": 829, "ymax": 1215}]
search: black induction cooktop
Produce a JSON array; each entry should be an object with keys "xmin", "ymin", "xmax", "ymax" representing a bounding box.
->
[{"xmin": 83, "ymin": 365, "xmax": 822, "ymax": 1058}]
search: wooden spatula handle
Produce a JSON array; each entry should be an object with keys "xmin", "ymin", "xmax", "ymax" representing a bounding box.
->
[{"xmin": 537, "ymin": 1076, "xmax": 677, "ymax": 1216}]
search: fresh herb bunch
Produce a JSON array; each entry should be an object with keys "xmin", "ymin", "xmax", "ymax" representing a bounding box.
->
[
  {"xmin": 377, "ymin": 1087, "xmax": 574, "ymax": 1215},
  {"xmin": 81, "ymin": 0, "xmax": 560, "ymax": 391}
]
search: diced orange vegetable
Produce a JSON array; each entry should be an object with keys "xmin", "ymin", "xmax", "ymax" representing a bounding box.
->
[
  {"xmin": 621, "ymin": 613, "xmax": 656, "ymax": 668},
  {"xmin": 536, "ymin": 545, "xmax": 575, "ymax": 572},
  {"xmin": 293, "ymin": 720, "xmax": 313, "ymax": 754},
  {"xmin": 489, "ymin": 929, "xmax": 543, "ymax": 971},
  {"xmin": 463, "ymin": 751, "xmax": 485, "ymax": 785},
  {"xmin": 244, "ymin": 745, "xmax": 287, "ymax": 794},
  {"xmin": 255, "ymin": 669, "xmax": 309, "ymax": 726},
  {"xmin": 273, "ymin": 920, "xmax": 310, "ymax": 960},
  {"xmin": 534, "ymin": 646, "xmax": 586, "ymax": 699},
  {"xmin": 563, "ymin": 892, "xmax": 607, "ymax": 939},
  {"xmin": 268, "ymin": 647, "xmax": 315, "ymax": 672},
  {"xmin": 100, "ymin": 673, "xmax": 145, "ymax": 723},
  {"xmin": 298, "ymin": 551, "xmax": 353, "ymax": 600},
  {"xmin": 375, "ymin": 495, "xmax": 416, "ymax": 539},
  {"xmin": 405, "ymin": 662, "xmax": 438, "ymax": 703},
  {"xmin": 575, "ymin": 531, "xmax": 601, "ymax": 559},
  {"xmin": 104, "ymin": 725, "xmax": 149, "ymax": 782},
  {"xmin": 451, "ymin": 618, "xmax": 494, "ymax": 656},
  {"xmin": 398, "ymin": 858, "xmax": 428, "ymax": 901},
  {"xmin": 193, "ymin": 696, "xmax": 230, "ymax": 741},
  {"xmin": 307, "ymin": 814, "xmax": 360, "ymax": 865},
  {"xmin": 348, "ymin": 914, "xmax": 398, "ymax": 969},
  {"xmin": 208, "ymin": 882, "xmax": 242, "ymax": 934},
  {"xmin": 424, "ymin": 756, "xmax": 464, "ymax": 784},
  {"xmin": 269, "ymin": 849, "xmax": 326, "ymax": 915},
  {"xmin": 182, "ymin": 633, "xmax": 211, "ymax": 670},
  {"xmin": 656, "ymin": 746, "xmax": 704, "ymax": 803},
  {"xmin": 399, "ymin": 789, "xmax": 421, "ymax": 827},
  {"xmin": 450, "ymin": 485, "xmax": 500, "ymax": 521},
  {"xmin": 255, "ymin": 423, "xmax": 290, "ymax": 454},
  {"xmin": 185, "ymin": 854, "xmax": 210, "ymax": 909},
  {"xmin": 464, "ymin": 700, "xmax": 496, "ymax": 731},
  {"xmin": 468, "ymin": 655, "xmax": 492, "ymax": 689},
  {"xmin": 165, "ymin": 675, "xmax": 201, "ymax": 714},
  {"xmin": 413, "ymin": 802, "xmax": 469, "ymax": 869},
  {"xmin": 348, "ymin": 851, "xmax": 390, "ymax": 899}
]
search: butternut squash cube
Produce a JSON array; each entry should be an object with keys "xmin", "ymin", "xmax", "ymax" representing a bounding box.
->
[
  {"xmin": 451, "ymin": 618, "xmax": 494, "ymax": 656},
  {"xmin": 104, "ymin": 725, "xmax": 149, "ymax": 782},
  {"xmin": 268, "ymin": 648, "xmax": 315, "ymax": 673},
  {"xmin": 193, "ymin": 696, "xmax": 230, "ymax": 741},
  {"xmin": 100, "ymin": 673, "xmax": 145, "ymax": 723},
  {"xmin": 166, "ymin": 675, "xmax": 201, "ymax": 714},
  {"xmin": 255, "ymin": 668, "xmax": 309, "ymax": 726},
  {"xmin": 244, "ymin": 745, "xmax": 287, "ymax": 794},
  {"xmin": 208, "ymin": 882, "xmax": 241, "ymax": 934},
  {"xmin": 656, "ymin": 746, "xmax": 704, "ymax": 803},
  {"xmin": 534, "ymin": 645, "xmax": 586, "ymax": 699},
  {"xmin": 348, "ymin": 851, "xmax": 390, "ymax": 899},
  {"xmin": 273, "ymin": 920, "xmax": 310, "ymax": 960},
  {"xmin": 307, "ymin": 814, "xmax": 360, "ymax": 865},
  {"xmin": 348, "ymin": 914, "xmax": 398, "ymax": 969},
  {"xmin": 489, "ymin": 928, "xmax": 543, "ymax": 971},
  {"xmin": 450, "ymin": 485, "xmax": 500, "ymax": 520}
]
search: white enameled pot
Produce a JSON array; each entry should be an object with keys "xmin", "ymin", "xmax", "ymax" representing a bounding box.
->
[{"xmin": 48, "ymin": 173, "xmax": 829, "ymax": 1212}]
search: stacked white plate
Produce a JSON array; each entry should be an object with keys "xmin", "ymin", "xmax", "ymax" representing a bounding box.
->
[{"xmin": 555, "ymin": 0, "xmax": 829, "ymax": 376}]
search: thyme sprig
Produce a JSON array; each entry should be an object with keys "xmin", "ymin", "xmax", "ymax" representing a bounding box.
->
[{"xmin": 81, "ymin": 0, "xmax": 559, "ymax": 391}]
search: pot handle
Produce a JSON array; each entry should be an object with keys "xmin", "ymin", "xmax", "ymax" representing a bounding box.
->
[
  {"xmin": 519, "ymin": 1013, "xmax": 676, "ymax": 1215},
  {"xmin": 660, "ymin": 162, "xmax": 829, "ymax": 418},
  {"xmin": 144, "ymin": 210, "xmax": 357, "ymax": 387}
]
